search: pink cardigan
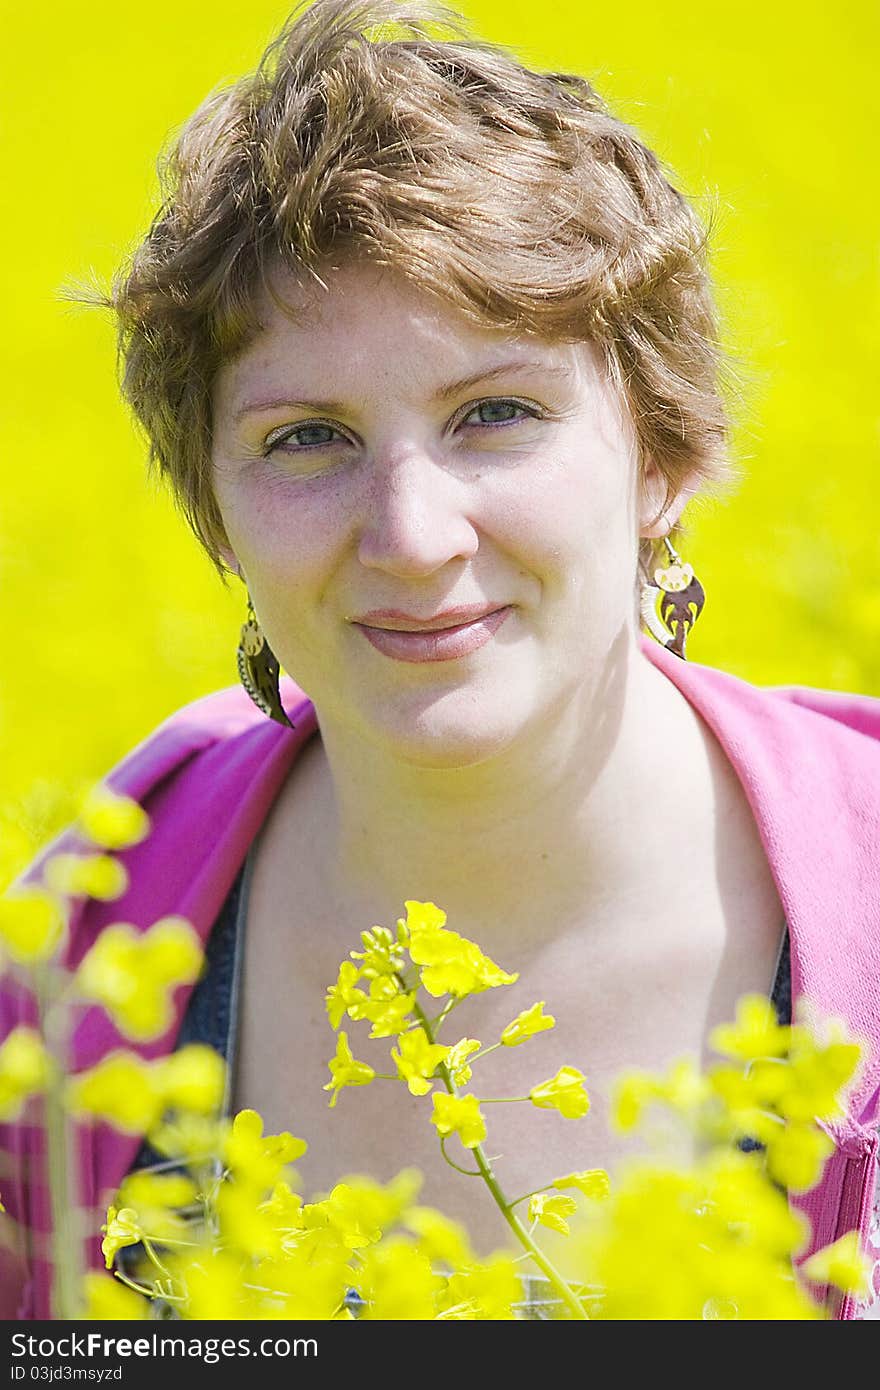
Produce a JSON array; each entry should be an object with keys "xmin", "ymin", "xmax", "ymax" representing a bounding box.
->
[{"xmin": 2, "ymin": 635, "xmax": 879, "ymax": 1319}]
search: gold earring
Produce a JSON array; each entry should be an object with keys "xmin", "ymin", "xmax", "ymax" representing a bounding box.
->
[
  {"xmin": 639, "ymin": 537, "xmax": 706, "ymax": 660},
  {"xmin": 236, "ymin": 595, "xmax": 296, "ymax": 728}
]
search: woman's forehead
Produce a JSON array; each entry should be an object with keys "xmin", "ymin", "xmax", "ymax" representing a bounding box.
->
[{"xmin": 222, "ymin": 258, "xmax": 606, "ymax": 397}]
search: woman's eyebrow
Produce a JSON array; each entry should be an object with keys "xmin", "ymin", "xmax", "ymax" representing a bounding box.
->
[
  {"xmin": 232, "ymin": 360, "xmax": 574, "ymax": 424},
  {"xmin": 433, "ymin": 359, "xmax": 575, "ymax": 401}
]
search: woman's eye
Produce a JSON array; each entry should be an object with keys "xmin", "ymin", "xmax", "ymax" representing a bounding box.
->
[
  {"xmin": 263, "ymin": 422, "xmax": 342, "ymax": 453},
  {"xmin": 260, "ymin": 399, "xmax": 539, "ymax": 456},
  {"xmin": 462, "ymin": 399, "xmax": 538, "ymax": 427}
]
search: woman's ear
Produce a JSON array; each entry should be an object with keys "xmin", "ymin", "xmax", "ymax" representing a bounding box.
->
[
  {"xmin": 638, "ymin": 459, "xmax": 698, "ymax": 539},
  {"xmin": 218, "ymin": 546, "xmax": 243, "ymax": 581}
]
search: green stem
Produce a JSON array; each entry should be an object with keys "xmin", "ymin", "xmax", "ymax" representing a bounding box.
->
[
  {"xmin": 112, "ymin": 1269, "xmax": 160, "ymax": 1299},
  {"xmin": 438, "ymin": 1136, "xmax": 482, "ymax": 1177},
  {"xmin": 397, "ymin": 978, "xmax": 461, "ymax": 1035},
  {"xmin": 508, "ymin": 1185, "xmax": 554, "ymax": 1209},
  {"xmin": 480, "ymin": 1095, "xmax": 530, "ymax": 1104},
  {"xmin": 467, "ymin": 1147, "xmax": 588, "ymax": 1321},
  {"xmin": 141, "ymin": 1236, "xmax": 175, "ymax": 1282},
  {"xmin": 137, "ymin": 1235, "xmax": 200, "ymax": 1248},
  {"xmin": 36, "ymin": 962, "xmax": 83, "ymax": 1320},
  {"xmin": 413, "ymin": 998, "xmax": 588, "ymax": 1321}
]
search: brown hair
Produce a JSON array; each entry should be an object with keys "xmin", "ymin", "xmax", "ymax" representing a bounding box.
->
[{"xmin": 81, "ymin": 0, "xmax": 738, "ymax": 584}]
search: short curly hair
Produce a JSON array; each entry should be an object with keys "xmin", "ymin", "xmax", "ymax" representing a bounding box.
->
[{"xmin": 84, "ymin": 0, "xmax": 737, "ymax": 584}]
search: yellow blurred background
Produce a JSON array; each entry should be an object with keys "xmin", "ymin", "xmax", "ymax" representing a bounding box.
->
[{"xmin": 1, "ymin": 0, "xmax": 878, "ymax": 887}]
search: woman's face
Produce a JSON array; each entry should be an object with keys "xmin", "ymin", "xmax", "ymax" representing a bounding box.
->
[{"xmin": 211, "ymin": 259, "xmax": 671, "ymax": 767}]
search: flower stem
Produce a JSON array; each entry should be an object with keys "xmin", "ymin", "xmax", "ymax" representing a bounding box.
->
[
  {"xmin": 414, "ymin": 999, "xmax": 588, "ymax": 1320},
  {"xmin": 465, "ymin": 1143, "xmax": 589, "ymax": 1320},
  {"xmin": 142, "ymin": 1236, "xmax": 175, "ymax": 1283},
  {"xmin": 36, "ymin": 963, "xmax": 83, "ymax": 1320}
]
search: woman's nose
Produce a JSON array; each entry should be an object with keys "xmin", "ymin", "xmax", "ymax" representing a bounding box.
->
[{"xmin": 356, "ymin": 450, "xmax": 480, "ymax": 577}]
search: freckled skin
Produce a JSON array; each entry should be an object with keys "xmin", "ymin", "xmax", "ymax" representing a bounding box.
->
[{"xmin": 211, "ymin": 259, "xmax": 676, "ymax": 772}]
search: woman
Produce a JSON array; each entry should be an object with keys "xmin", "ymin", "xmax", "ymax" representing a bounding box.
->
[{"xmin": 2, "ymin": 0, "xmax": 878, "ymax": 1318}]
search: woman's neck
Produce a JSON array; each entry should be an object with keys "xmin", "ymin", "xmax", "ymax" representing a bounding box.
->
[{"xmin": 306, "ymin": 634, "xmax": 719, "ymax": 943}]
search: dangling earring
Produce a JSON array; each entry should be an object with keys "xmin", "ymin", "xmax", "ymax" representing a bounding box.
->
[
  {"xmin": 236, "ymin": 594, "xmax": 296, "ymax": 728},
  {"xmin": 639, "ymin": 536, "xmax": 706, "ymax": 660}
]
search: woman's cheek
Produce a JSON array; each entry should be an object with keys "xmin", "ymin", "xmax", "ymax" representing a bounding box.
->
[{"xmin": 228, "ymin": 477, "xmax": 339, "ymax": 577}]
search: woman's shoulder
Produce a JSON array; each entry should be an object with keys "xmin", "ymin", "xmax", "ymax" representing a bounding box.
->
[
  {"xmin": 641, "ymin": 634, "xmax": 880, "ymax": 752},
  {"xmin": 759, "ymin": 677, "xmax": 880, "ymax": 739},
  {"xmin": 101, "ymin": 675, "xmax": 317, "ymax": 801},
  {"xmin": 7, "ymin": 678, "xmax": 318, "ymax": 989}
]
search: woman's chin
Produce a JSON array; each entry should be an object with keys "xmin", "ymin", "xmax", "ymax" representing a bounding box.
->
[{"xmin": 362, "ymin": 695, "xmax": 533, "ymax": 770}]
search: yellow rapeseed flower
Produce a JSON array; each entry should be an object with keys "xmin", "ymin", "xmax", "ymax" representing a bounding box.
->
[
  {"xmin": 73, "ymin": 917, "xmax": 203, "ymax": 1041},
  {"xmin": 294, "ymin": 1173, "xmax": 422, "ymax": 1273},
  {"xmin": 257, "ymin": 1173, "xmax": 305, "ymax": 1262},
  {"xmin": 252, "ymin": 1249, "xmax": 354, "ymax": 1319},
  {"xmin": 148, "ymin": 1113, "xmax": 231, "ymax": 1167},
  {"xmin": 357, "ymin": 1237, "xmax": 442, "ymax": 1320},
  {"xmin": 362, "ymin": 983, "xmax": 417, "ymax": 1039},
  {"xmin": 156, "ymin": 1044, "xmax": 225, "ymax": 1114},
  {"xmin": 325, "ymin": 960, "xmax": 368, "ymax": 1029},
  {"xmin": 767, "ymin": 1031, "xmax": 862, "ymax": 1124},
  {"xmin": 350, "ymin": 924, "xmax": 407, "ymax": 980},
  {"xmin": 396, "ymin": 899, "xmax": 448, "ymax": 939},
  {"xmin": 0, "ymin": 887, "xmax": 66, "ymax": 965},
  {"xmin": 501, "ymin": 1001, "xmax": 555, "ymax": 1047},
  {"xmin": 763, "ymin": 1119, "xmax": 835, "ymax": 1193},
  {"xmin": 402, "ymin": 900, "xmax": 518, "ymax": 998},
  {"xmin": 115, "ymin": 1170, "xmax": 198, "ymax": 1243},
  {"xmin": 569, "ymin": 1153, "xmax": 820, "ymax": 1319},
  {"xmin": 0, "ymin": 1027, "xmax": 54, "ymax": 1119},
  {"xmin": 117, "ymin": 1174, "xmax": 197, "ymax": 1211},
  {"xmin": 77, "ymin": 786, "xmax": 150, "ymax": 850},
  {"xmin": 81, "ymin": 1270, "xmax": 148, "ymax": 1320},
  {"xmin": 166, "ymin": 1246, "xmax": 265, "ymax": 1320},
  {"xmin": 66, "ymin": 1053, "xmax": 165, "ymax": 1133},
  {"xmin": 610, "ymin": 1069, "xmax": 659, "ymax": 1132},
  {"xmin": 43, "ymin": 853, "xmax": 128, "ymax": 902},
  {"xmin": 404, "ymin": 1206, "xmax": 474, "ymax": 1271},
  {"xmin": 529, "ymin": 1066, "xmax": 591, "ymax": 1119},
  {"xmin": 216, "ymin": 1180, "xmax": 283, "ymax": 1261},
  {"xmin": 328, "ymin": 1171, "xmax": 423, "ymax": 1242},
  {"xmin": 258, "ymin": 1180, "xmax": 305, "ymax": 1231},
  {"xmin": 391, "ymin": 1027, "xmax": 450, "ymax": 1096},
  {"xmin": 100, "ymin": 1206, "xmax": 144, "ymax": 1269},
  {"xmin": 438, "ymin": 1254, "xmax": 520, "ymax": 1320},
  {"xmin": 223, "ymin": 1109, "xmax": 307, "ymax": 1189},
  {"xmin": 706, "ymin": 1151, "xmax": 807, "ymax": 1256},
  {"xmin": 304, "ymin": 1182, "xmax": 385, "ymax": 1251},
  {"xmin": 444, "ymin": 1037, "xmax": 482, "ymax": 1085},
  {"xmin": 324, "ymin": 1032, "xmax": 376, "ymax": 1108},
  {"xmin": 553, "ymin": 1169, "xmax": 611, "ymax": 1200},
  {"xmin": 141, "ymin": 918, "xmax": 205, "ymax": 982},
  {"xmin": 656, "ymin": 1056, "xmax": 711, "ymax": 1116},
  {"xmin": 706, "ymin": 1062, "xmax": 770, "ymax": 1131},
  {"xmin": 528, "ymin": 1192, "xmax": 577, "ymax": 1236},
  {"xmin": 430, "ymin": 1092, "xmax": 487, "ymax": 1149},
  {"xmin": 710, "ymin": 994, "xmax": 791, "ymax": 1062},
  {"xmin": 802, "ymin": 1231, "xmax": 874, "ymax": 1298}
]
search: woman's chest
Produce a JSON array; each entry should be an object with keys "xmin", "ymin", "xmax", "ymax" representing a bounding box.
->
[{"xmin": 229, "ymin": 823, "xmax": 786, "ymax": 1255}]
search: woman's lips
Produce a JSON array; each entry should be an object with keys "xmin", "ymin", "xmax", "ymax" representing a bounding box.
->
[{"xmin": 353, "ymin": 607, "xmax": 512, "ymax": 663}]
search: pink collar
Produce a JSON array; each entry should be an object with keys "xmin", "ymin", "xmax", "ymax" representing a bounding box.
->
[{"xmin": 639, "ymin": 635, "xmax": 880, "ymax": 1136}]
